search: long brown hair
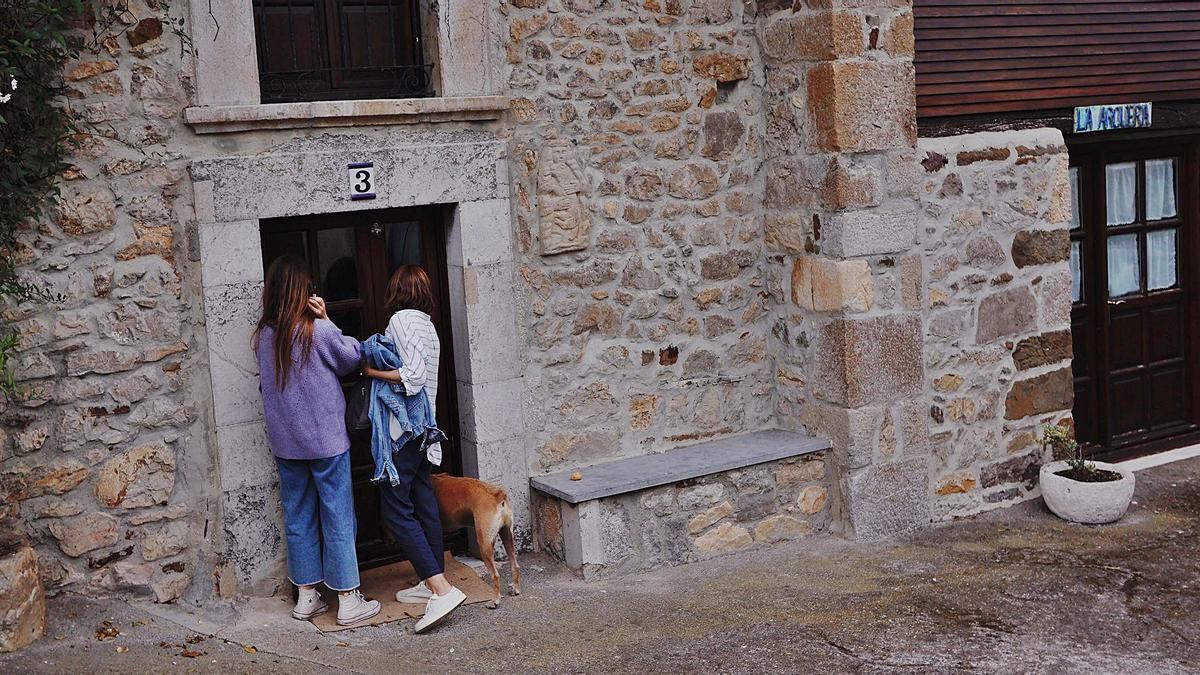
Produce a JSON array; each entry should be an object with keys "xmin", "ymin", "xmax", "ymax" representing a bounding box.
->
[
  {"xmin": 384, "ymin": 265, "xmax": 435, "ymax": 315},
  {"xmin": 253, "ymin": 255, "xmax": 316, "ymax": 390}
]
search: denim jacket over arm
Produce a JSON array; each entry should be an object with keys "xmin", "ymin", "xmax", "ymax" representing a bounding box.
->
[{"xmin": 360, "ymin": 334, "xmax": 446, "ymax": 486}]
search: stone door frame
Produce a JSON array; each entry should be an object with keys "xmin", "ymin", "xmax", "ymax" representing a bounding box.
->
[{"xmin": 191, "ymin": 134, "xmax": 527, "ymax": 594}]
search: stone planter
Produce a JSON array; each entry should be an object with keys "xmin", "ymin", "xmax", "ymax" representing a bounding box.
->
[{"xmin": 1039, "ymin": 460, "xmax": 1135, "ymax": 524}]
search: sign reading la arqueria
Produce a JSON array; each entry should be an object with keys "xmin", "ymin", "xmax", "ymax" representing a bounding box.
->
[{"xmin": 1073, "ymin": 102, "xmax": 1153, "ymax": 133}]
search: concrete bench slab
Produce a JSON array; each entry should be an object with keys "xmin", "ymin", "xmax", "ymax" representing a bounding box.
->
[
  {"xmin": 530, "ymin": 430, "xmax": 834, "ymax": 579},
  {"xmin": 531, "ymin": 429, "xmax": 831, "ymax": 505}
]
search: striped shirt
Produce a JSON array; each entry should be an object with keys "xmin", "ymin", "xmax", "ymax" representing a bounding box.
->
[{"xmin": 385, "ymin": 309, "xmax": 442, "ymax": 466}]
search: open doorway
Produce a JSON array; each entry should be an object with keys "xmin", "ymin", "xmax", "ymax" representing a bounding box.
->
[{"xmin": 259, "ymin": 205, "xmax": 463, "ymax": 568}]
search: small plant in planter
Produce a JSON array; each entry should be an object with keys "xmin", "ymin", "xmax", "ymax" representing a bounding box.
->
[{"xmin": 1037, "ymin": 423, "xmax": 1135, "ymax": 524}]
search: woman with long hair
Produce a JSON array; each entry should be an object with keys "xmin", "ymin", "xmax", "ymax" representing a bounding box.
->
[
  {"xmin": 362, "ymin": 264, "xmax": 466, "ymax": 633},
  {"xmin": 253, "ymin": 254, "xmax": 381, "ymax": 626}
]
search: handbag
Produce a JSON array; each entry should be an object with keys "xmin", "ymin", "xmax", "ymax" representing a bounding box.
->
[{"xmin": 344, "ymin": 377, "xmax": 372, "ymax": 433}]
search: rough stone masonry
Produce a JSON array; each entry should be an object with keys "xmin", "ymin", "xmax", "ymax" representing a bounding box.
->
[
  {"xmin": 1, "ymin": 3, "xmax": 211, "ymax": 613},
  {"xmin": 0, "ymin": 0, "xmax": 1077, "ymax": 624}
]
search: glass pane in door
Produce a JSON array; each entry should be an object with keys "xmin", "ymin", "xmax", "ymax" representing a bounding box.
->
[
  {"xmin": 1106, "ymin": 162, "xmax": 1137, "ymax": 226},
  {"xmin": 1069, "ymin": 166, "xmax": 1082, "ymax": 230},
  {"xmin": 1070, "ymin": 240, "xmax": 1083, "ymax": 302},
  {"xmin": 1107, "ymin": 233, "xmax": 1140, "ymax": 297},
  {"xmin": 316, "ymin": 227, "xmax": 359, "ymax": 300},
  {"xmin": 1145, "ymin": 159, "xmax": 1177, "ymax": 221},
  {"xmin": 384, "ymin": 221, "xmax": 424, "ymax": 273},
  {"xmin": 1147, "ymin": 229, "xmax": 1178, "ymax": 291}
]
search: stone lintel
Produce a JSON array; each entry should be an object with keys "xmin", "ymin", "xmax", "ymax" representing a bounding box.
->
[{"xmin": 184, "ymin": 96, "xmax": 511, "ymax": 134}]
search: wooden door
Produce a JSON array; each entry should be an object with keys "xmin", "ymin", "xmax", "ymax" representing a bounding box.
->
[
  {"xmin": 1070, "ymin": 137, "xmax": 1200, "ymax": 461},
  {"xmin": 259, "ymin": 206, "xmax": 462, "ymax": 569}
]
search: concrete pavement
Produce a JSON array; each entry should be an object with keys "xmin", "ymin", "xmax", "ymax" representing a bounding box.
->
[{"xmin": 4, "ymin": 457, "xmax": 1199, "ymax": 673}]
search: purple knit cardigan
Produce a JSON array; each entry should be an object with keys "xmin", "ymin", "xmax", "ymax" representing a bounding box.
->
[{"xmin": 255, "ymin": 319, "xmax": 362, "ymax": 460}]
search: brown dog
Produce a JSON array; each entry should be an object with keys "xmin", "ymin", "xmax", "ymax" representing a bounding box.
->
[{"xmin": 431, "ymin": 473, "xmax": 521, "ymax": 608}]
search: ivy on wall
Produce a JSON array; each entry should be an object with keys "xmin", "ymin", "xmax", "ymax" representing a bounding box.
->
[{"xmin": 0, "ymin": 0, "xmax": 82, "ymax": 397}]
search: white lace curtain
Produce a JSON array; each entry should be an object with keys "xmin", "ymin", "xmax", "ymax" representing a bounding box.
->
[
  {"xmin": 1148, "ymin": 229, "xmax": 1177, "ymax": 291},
  {"xmin": 1107, "ymin": 233, "xmax": 1139, "ymax": 297},
  {"xmin": 1146, "ymin": 159, "xmax": 1177, "ymax": 222},
  {"xmin": 1106, "ymin": 162, "xmax": 1136, "ymax": 226}
]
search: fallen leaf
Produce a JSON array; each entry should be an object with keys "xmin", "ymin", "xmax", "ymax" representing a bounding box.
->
[
  {"xmin": 180, "ymin": 649, "xmax": 204, "ymax": 658},
  {"xmin": 130, "ymin": 620, "xmax": 150, "ymax": 628},
  {"xmin": 186, "ymin": 634, "xmax": 206, "ymax": 644},
  {"xmin": 96, "ymin": 621, "xmax": 120, "ymax": 641},
  {"xmin": 570, "ymin": 471, "xmax": 583, "ymax": 481},
  {"xmin": 115, "ymin": 645, "xmax": 129, "ymax": 653},
  {"xmin": 243, "ymin": 646, "xmax": 257, "ymax": 654},
  {"xmin": 336, "ymin": 642, "xmax": 349, "ymax": 648}
]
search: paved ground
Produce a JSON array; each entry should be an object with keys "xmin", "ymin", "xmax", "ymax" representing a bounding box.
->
[{"xmin": 4, "ymin": 458, "xmax": 1200, "ymax": 674}]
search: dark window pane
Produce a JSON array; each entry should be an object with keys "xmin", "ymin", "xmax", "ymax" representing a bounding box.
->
[
  {"xmin": 384, "ymin": 221, "xmax": 423, "ymax": 274},
  {"xmin": 316, "ymin": 227, "xmax": 359, "ymax": 301},
  {"xmin": 260, "ymin": 230, "xmax": 308, "ymax": 269}
]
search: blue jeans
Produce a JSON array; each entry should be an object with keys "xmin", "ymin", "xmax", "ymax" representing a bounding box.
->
[
  {"xmin": 378, "ymin": 439, "xmax": 445, "ymax": 580},
  {"xmin": 275, "ymin": 452, "xmax": 360, "ymax": 591}
]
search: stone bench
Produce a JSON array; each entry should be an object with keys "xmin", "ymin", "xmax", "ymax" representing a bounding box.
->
[{"xmin": 530, "ymin": 430, "xmax": 832, "ymax": 578}]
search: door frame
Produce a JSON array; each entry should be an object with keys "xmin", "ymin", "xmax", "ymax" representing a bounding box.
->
[{"xmin": 1067, "ymin": 133, "xmax": 1200, "ymax": 462}]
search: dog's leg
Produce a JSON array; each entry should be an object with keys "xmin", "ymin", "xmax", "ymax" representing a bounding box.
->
[
  {"xmin": 499, "ymin": 516, "xmax": 521, "ymax": 597},
  {"xmin": 475, "ymin": 518, "xmax": 502, "ymax": 609}
]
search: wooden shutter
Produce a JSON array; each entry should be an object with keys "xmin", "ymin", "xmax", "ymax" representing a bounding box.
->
[{"xmin": 915, "ymin": 1, "xmax": 1200, "ymax": 119}]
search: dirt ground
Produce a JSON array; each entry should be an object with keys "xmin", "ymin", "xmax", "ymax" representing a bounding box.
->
[{"xmin": 3, "ymin": 457, "xmax": 1199, "ymax": 674}]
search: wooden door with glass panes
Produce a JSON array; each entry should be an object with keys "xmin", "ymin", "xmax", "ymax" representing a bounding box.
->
[
  {"xmin": 1069, "ymin": 139, "xmax": 1200, "ymax": 461},
  {"xmin": 259, "ymin": 206, "xmax": 463, "ymax": 568}
]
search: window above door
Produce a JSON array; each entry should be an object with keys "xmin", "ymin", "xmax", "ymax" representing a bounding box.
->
[
  {"xmin": 252, "ymin": 0, "xmax": 432, "ymax": 104},
  {"xmin": 184, "ymin": 0, "xmax": 507, "ymax": 134}
]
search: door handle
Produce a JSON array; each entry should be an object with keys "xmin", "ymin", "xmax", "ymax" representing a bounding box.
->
[
  {"xmin": 370, "ymin": 222, "xmax": 382, "ymax": 236},
  {"xmin": 1108, "ymin": 299, "xmax": 1125, "ymax": 306}
]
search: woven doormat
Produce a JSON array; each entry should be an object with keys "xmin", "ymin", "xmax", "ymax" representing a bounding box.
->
[{"xmin": 310, "ymin": 552, "xmax": 493, "ymax": 632}]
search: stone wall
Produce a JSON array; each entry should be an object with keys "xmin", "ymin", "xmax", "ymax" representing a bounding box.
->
[
  {"xmin": 917, "ymin": 129, "xmax": 1074, "ymax": 519},
  {"xmin": 1, "ymin": 6, "xmax": 212, "ymax": 602},
  {"xmin": 504, "ymin": 2, "xmax": 777, "ymax": 475},
  {"xmin": 534, "ymin": 452, "xmax": 831, "ymax": 577}
]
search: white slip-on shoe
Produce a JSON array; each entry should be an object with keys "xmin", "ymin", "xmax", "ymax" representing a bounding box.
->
[
  {"xmin": 336, "ymin": 589, "xmax": 382, "ymax": 626},
  {"xmin": 414, "ymin": 587, "xmax": 466, "ymax": 634},
  {"xmin": 395, "ymin": 580, "xmax": 433, "ymax": 603},
  {"xmin": 292, "ymin": 590, "xmax": 328, "ymax": 621}
]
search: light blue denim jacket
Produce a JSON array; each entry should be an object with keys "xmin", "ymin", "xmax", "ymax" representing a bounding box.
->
[{"xmin": 360, "ymin": 334, "xmax": 446, "ymax": 486}]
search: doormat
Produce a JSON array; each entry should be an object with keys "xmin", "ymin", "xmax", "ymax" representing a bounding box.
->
[{"xmin": 310, "ymin": 552, "xmax": 494, "ymax": 632}]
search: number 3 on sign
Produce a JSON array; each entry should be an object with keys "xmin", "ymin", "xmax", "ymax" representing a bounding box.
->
[{"xmin": 347, "ymin": 162, "xmax": 376, "ymax": 201}]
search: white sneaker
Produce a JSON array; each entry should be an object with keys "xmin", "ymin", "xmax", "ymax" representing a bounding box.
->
[
  {"xmin": 414, "ymin": 587, "xmax": 466, "ymax": 634},
  {"xmin": 336, "ymin": 589, "xmax": 382, "ymax": 626},
  {"xmin": 292, "ymin": 589, "xmax": 327, "ymax": 621},
  {"xmin": 395, "ymin": 581, "xmax": 433, "ymax": 603}
]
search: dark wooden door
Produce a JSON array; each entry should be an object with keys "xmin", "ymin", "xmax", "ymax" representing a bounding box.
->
[
  {"xmin": 260, "ymin": 206, "xmax": 462, "ymax": 569},
  {"xmin": 1070, "ymin": 137, "xmax": 1200, "ymax": 461}
]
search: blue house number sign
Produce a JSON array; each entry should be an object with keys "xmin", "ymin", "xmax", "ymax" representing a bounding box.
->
[
  {"xmin": 1073, "ymin": 102, "xmax": 1152, "ymax": 134},
  {"xmin": 348, "ymin": 162, "xmax": 376, "ymax": 200}
]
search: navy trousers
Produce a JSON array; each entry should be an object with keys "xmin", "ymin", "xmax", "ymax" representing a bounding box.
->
[{"xmin": 378, "ymin": 439, "xmax": 445, "ymax": 580}]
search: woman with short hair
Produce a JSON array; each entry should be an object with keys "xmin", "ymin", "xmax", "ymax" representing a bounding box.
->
[{"xmin": 363, "ymin": 264, "xmax": 466, "ymax": 633}]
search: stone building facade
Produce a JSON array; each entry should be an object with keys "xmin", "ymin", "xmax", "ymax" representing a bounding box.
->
[{"xmin": 1, "ymin": 0, "xmax": 1078, "ymax": 616}]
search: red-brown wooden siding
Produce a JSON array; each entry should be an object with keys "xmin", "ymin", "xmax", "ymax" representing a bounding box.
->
[{"xmin": 915, "ymin": 1, "xmax": 1200, "ymax": 118}]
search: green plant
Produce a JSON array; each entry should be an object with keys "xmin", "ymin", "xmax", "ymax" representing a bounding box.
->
[
  {"xmin": 1038, "ymin": 422, "xmax": 1093, "ymax": 474},
  {"xmin": 0, "ymin": 0, "xmax": 84, "ymax": 399}
]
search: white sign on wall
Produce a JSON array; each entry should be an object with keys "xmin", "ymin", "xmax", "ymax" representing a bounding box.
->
[
  {"xmin": 347, "ymin": 162, "xmax": 376, "ymax": 201},
  {"xmin": 1073, "ymin": 103, "xmax": 1152, "ymax": 134}
]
